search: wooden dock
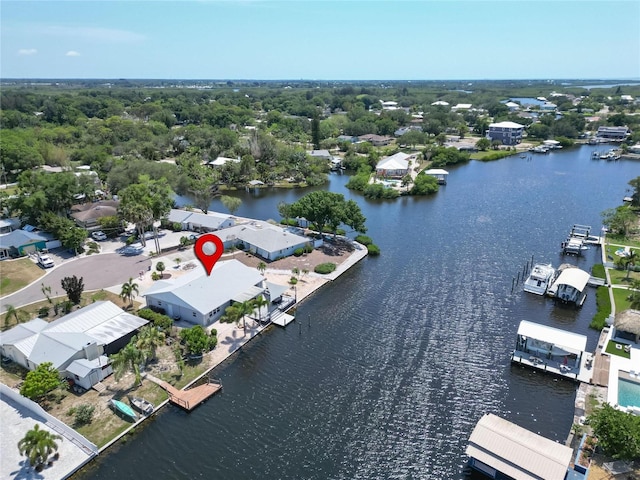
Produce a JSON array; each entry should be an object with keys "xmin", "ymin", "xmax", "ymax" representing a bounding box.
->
[
  {"xmin": 591, "ymin": 328, "xmax": 611, "ymax": 387},
  {"xmin": 144, "ymin": 373, "xmax": 222, "ymax": 411}
]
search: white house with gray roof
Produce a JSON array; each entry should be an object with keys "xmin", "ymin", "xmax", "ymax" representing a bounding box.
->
[
  {"xmin": 166, "ymin": 208, "xmax": 235, "ymax": 232},
  {"xmin": 143, "ymin": 259, "xmax": 266, "ymax": 326},
  {"xmin": 0, "ymin": 301, "xmax": 148, "ymax": 390},
  {"xmin": 375, "ymin": 152, "xmax": 414, "ymax": 178},
  {"xmin": 217, "ymin": 221, "xmax": 314, "ymax": 261}
]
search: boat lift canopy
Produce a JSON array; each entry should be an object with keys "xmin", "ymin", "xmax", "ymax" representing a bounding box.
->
[
  {"xmin": 517, "ymin": 320, "xmax": 587, "ymax": 355},
  {"xmin": 553, "ymin": 268, "xmax": 590, "ymax": 292}
]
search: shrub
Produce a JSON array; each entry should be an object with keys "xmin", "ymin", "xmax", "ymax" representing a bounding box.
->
[
  {"xmin": 294, "ymin": 248, "xmax": 304, "ymax": 257},
  {"xmin": 355, "ymin": 235, "xmax": 373, "ymax": 245},
  {"xmin": 367, "ymin": 244, "xmax": 381, "ymax": 256},
  {"xmin": 74, "ymin": 403, "xmax": 95, "ymax": 426},
  {"xmin": 280, "ymin": 219, "xmax": 298, "ymax": 226},
  {"xmin": 172, "ymin": 222, "xmax": 182, "ymax": 232},
  {"xmin": 137, "ymin": 307, "xmax": 173, "ymax": 331},
  {"xmin": 314, "ymin": 262, "xmax": 336, "ymax": 274},
  {"xmin": 151, "ymin": 271, "xmax": 160, "ymax": 281},
  {"xmin": 304, "ymin": 244, "xmax": 313, "ymax": 254},
  {"xmin": 289, "ymin": 277, "xmax": 298, "ymax": 285},
  {"xmin": 38, "ymin": 306, "xmax": 50, "ymax": 318}
]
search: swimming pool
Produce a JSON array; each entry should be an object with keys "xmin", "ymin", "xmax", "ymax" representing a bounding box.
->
[{"xmin": 618, "ymin": 376, "xmax": 640, "ymax": 408}]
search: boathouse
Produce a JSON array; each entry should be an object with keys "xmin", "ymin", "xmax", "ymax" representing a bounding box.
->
[
  {"xmin": 548, "ymin": 267, "xmax": 590, "ymax": 306},
  {"xmin": 466, "ymin": 413, "xmax": 575, "ymax": 480},
  {"xmin": 424, "ymin": 168, "xmax": 449, "ymax": 185}
]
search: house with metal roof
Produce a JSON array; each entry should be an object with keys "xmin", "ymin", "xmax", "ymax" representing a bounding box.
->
[
  {"xmin": 0, "ymin": 229, "xmax": 50, "ymax": 259},
  {"xmin": 143, "ymin": 259, "xmax": 266, "ymax": 326},
  {"xmin": 375, "ymin": 152, "xmax": 414, "ymax": 178},
  {"xmin": 0, "ymin": 301, "xmax": 148, "ymax": 390},
  {"xmin": 206, "ymin": 156, "xmax": 241, "ymax": 167},
  {"xmin": 466, "ymin": 413, "xmax": 576, "ymax": 480},
  {"xmin": 596, "ymin": 126, "xmax": 629, "ymax": 141},
  {"xmin": 166, "ymin": 208, "xmax": 235, "ymax": 232},
  {"xmin": 307, "ymin": 149, "xmax": 332, "ymax": 160},
  {"xmin": 217, "ymin": 221, "xmax": 314, "ymax": 261}
]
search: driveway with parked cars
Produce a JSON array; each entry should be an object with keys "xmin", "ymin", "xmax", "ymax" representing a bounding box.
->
[{"xmin": 1, "ymin": 253, "xmax": 151, "ymax": 310}]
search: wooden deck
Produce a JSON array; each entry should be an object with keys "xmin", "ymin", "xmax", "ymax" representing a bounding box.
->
[{"xmin": 144, "ymin": 373, "xmax": 222, "ymax": 411}]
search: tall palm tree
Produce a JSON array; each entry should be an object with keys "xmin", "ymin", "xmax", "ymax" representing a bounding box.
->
[
  {"xmin": 110, "ymin": 340, "xmax": 144, "ymax": 386},
  {"xmin": 257, "ymin": 262, "xmax": 267, "ymax": 275},
  {"xmin": 135, "ymin": 325, "xmax": 166, "ymax": 362},
  {"xmin": 18, "ymin": 424, "xmax": 61, "ymax": 470},
  {"xmin": 237, "ymin": 300, "xmax": 255, "ymax": 335},
  {"xmin": 624, "ymin": 249, "xmax": 638, "ymax": 281},
  {"xmin": 119, "ymin": 278, "xmax": 139, "ymax": 307},
  {"xmin": 253, "ymin": 295, "xmax": 269, "ymax": 324},
  {"xmin": 4, "ymin": 304, "xmax": 18, "ymax": 328}
]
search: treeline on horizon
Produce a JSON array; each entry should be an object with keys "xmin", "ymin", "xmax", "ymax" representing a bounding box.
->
[{"xmin": 1, "ymin": 79, "xmax": 639, "ymax": 199}]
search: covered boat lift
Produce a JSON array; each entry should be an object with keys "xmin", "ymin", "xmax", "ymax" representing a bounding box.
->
[
  {"xmin": 466, "ymin": 413, "xmax": 576, "ymax": 480},
  {"xmin": 548, "ymin": 267, "xmax": 590, "ymax": 306},
  {"xmin": 424, "ymin": 168, "xmax": 449, "ymax": 185}
]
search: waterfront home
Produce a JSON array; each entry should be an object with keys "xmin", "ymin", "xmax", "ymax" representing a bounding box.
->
[
  {"xmin": 430, "ymin": 100, "xmax": 449, "ymax": 106},
  {"xmin": 0, "ymin": 301, "xmax": 147, "ymax": 390},
  {"xmin": 307, "ymin": 149, "xmax": 332, "ymax": 160},
  {"xmin": 596, "ymin": 126, "xmax": 629, "ymax": 142},
  {"xmin": 511, "ymin": 320, "xmax": 590, "ymax": 382},
  {"xmin": 486, "ymin": 121, "xmax": 524, "ymax": 146},
  {"xmin": 0, "ymin": 217, "xmax": 20, "ymax": 234},
  {"xmin": 217, "ymin": 221, "xmax": 315, "ymax": 261},
  {"xmin": 206, "ymin": 156, "xmax": 241, "ymax": 167},
  {"xmin": 375, "ymin": 152, "xmax": 413, "ymax": 178},
  {"xmin": 166, "ymin": 208, "xmax": 235, "ymax": 232},
  {"xmin": 424, "ymin": 168, "xmax": 449, "ymax": 185},
  {"xmin": 465, "ymin": 413, "xmax": 576, "ymax": 480},
  {"xmin": 143, "ymin": 259, "xmax": 266, "ymax": 326},
  {"xmin": 547, "ymin": 266, "xmax": 590, "ymax": 306}
]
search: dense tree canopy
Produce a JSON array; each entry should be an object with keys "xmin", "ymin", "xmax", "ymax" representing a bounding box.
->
[{"xmin": 288, "ymin": 191, "xmax": 367, "ymax": 234}]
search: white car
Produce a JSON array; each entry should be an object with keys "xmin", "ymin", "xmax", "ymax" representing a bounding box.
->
[
  {"xmin": 92, "ymin": 231, "xmax": 107, "ymax": 241},
  {"xmin": 37, "ymin": 253, "xmax": 54, "ymax": 268}
]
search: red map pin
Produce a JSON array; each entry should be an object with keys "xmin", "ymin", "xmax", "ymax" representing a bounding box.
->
[{"xmin": 194, "ymin": 233, "xmax": 224, "ymax": 276}]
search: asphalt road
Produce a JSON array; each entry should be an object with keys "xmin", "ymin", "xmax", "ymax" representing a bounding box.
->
[{"xmin": 1, "ymin": 253, "xmax": 151, "ymax": 311}]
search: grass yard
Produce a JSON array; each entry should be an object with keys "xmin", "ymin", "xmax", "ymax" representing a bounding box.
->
[
  {"xmin": 605, "ymin": 340, "xmax": 631, "ymax": 359},
  {"xmin": 0, "ymin": 257, "xmax": 45, "ymax": 296},
  {"xmin": 612, "ymin": 287, "xmax": 632, "ymax": 313},
  {"xmin": 605, "ymin": 234, "xmax": 640, "ymax": 248},
  {"xmin": 0, "ymin": 289, "xmax": 139, "ymax": 331},
  {"xmin": 608, "ymin": 267, "xmax": 640, "ymax": 285}
]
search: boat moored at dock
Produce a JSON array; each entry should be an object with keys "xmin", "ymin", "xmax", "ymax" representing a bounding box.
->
[
  {"xmin": 523, "ymin": 263, "xmax": 556, "ymax": 296},
  {"xmin": 547, "ymin": 265, "xmax": 590, "ymax": 307}
]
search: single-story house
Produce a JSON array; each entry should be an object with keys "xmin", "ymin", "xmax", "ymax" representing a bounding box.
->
[
  {"xmin": 451, "ymin": 103, "xmax": 472, "ymax": 111},
  {"xmin": 307, "ymin": 150, "xmax": 332, "ymax": 160},
  {"xmin": 166, "ymin": 209, "xmax": 235, "ymax": 232},
  {"xmin": 358, "ymin": 134, "xmax": 393, "ymax": 147},
  {"xmin": 466, "ymin": 413, "xmax": 574, "ymax": 480},
  {"xmin": 375, "ymin": 152, "xmax": 413, "ymax": 178},
  {"xmin": 0, "ymin": 301, "xmax": 148, "ymax": 390},
  {"xmin": 628, "ymin": 144, "xmax": 640, "ymax": 154},
  {"xmin": 218, "ymin": 221, "xmax": 315, "ymax": 261},
  {"xmin": 486, "ymin": 121, "xmax": 524, "ymax": 146},
  {"xmin": 70, "ymin": 200, "xmax": 119, "ymax": 229},
  {"xmin": 337, "ymin": 135, "xmax": 359, "ymax": 143},
  {"xmin": 613, "ymin": 309, "xmax": 640, "ymax": 344},
  {"xmin": 0, "ymin": 229, "xmax": 50, "ymax": 259},
  {"xmin": 144, "ymin": 259, "xmax": 266, "ymax": 326},
  {"xmin": 431, "ymin": 100, "xmax": 449, "ymax": 106}
]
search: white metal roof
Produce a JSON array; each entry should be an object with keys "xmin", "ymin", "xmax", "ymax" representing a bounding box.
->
[
  {"xmin": 66, "ymin": 356, "xmax": 109, "ymax": 377},
  {"xmin": 376, "ymin": 152, "xmax": 410, "ymax": 171},
  {"xmin": 466, "ymin": 414, "xmax": 573, "ymax": 480},
  {"xmin": 489, "ymin": 121, "xmax": 524, "ymax": 129},
  {"xmin": 219, "ymin": 222, "xmax": 309, "ymax": 253},
  {"xmin": 167, "ymin": 209, "xmax": 232, "ymax": 229},
  {"xmin": 517, "ymin": 320, "xmax": 587, "ymax": 354},
  {"xmin": 424, "ymin": 169, "xmax": 449, "ymax": 176},
  {"xmin": 553, "ymin": 268, "xmax": 590, "ymax": 292},
  {"xmin": 144, "ymin": 259, "xmax": 264, "ymax": 315}
]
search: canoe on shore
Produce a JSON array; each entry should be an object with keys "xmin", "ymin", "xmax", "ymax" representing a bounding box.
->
[{"xmin": 110, "ymin": 399, "xmax": 138, "ymax": 421}]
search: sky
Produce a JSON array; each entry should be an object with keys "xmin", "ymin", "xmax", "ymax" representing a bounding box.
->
[{"xmin": 1, "ymin": 0, "xmax": 639, "ymax": 80}]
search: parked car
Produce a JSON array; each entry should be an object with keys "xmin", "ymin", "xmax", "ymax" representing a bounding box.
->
[
  {"xmin": 37, "ymin": 253, "xmax": 55, "ymax": 268},
  {"xmin": 91, "ymin": 231, "xmax": 107, "ymax": 241},
  {"xmin": 120, "ymin": 244, "xmax": 144, "ymax": 256}
]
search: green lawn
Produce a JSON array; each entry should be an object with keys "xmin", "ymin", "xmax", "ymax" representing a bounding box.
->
[
  {"xmin": 608, "ymin": 267, "xmax": 640, "ymax": 285},
  {"xmin": 605, "ymin": 339, "xmax": 631, "ymax": 359},
  {"xmin": 605, "ymin": 234, "xmax": 640, "ymax": 248},
  {"xmin": 613, "ymin": 287, "xmax": 632, "ymax": 313},
  {"xmin": 0, "ymin": 257, "xmax": 45, "ymax": 296}
]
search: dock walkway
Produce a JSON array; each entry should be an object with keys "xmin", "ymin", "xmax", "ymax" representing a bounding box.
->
[{"xmin": 144, "ymin": 373, "xmax": 222, "ymax": 411}]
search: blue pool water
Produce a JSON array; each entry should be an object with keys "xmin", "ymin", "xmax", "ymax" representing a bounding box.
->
[{"xmin": 618, "ymin": 378, "xmax": 640, "ymax": 408}]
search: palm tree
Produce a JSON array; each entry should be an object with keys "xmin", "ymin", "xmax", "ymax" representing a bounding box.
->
[
  {"xmin": 237, "ymin": 300, "xmax": 255, "ymax": 335},
  {"xmin": 119, "ymin": 278, "xmax": 139, "ymax": 308},
  {"xmin": 135, "ymin": 325, "xmax": 166, "ymax": 362},
  {"xmin": 253, "ymin": 295, "xmax": 269, "ymax": 324},
  {"xmin": 18, "ymin": 424, "xmax": 61, "ymax": 470},
  {"xmin": 110, "ymin": 340, "xmax": 144, "ymax": 386},
  {"xmin": 4, "ymin": 304, "xmax": 18, "ymax": 328},
  {"xmin": 624, "ymin": 249, "xmax": 638, "ymax": 281},
  {"xmin": 155, "ymin": 261, "xmax": 166, "ymax": 277},
  {"xmin": 257, "ymin": 262, "xmax": 267, "ymax": 275}
]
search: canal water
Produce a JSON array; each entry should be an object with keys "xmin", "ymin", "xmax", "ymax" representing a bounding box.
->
[{"xmin": 81, "ymin": 146, "xmax": 638, "ymax": 479}]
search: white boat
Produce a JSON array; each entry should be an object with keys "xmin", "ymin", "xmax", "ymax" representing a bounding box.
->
[
  {"xmin": 523, "ymin": 263, "xmax": 556, "ymax": 295},
  {"xmin": 129, "ymin": 396, "xmax": 154, "ymax": 415}
]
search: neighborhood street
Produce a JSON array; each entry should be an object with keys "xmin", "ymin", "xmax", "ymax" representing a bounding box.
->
[{"xmin": 1, "ymin": 253, "xmax": 151, "ymax": 310}]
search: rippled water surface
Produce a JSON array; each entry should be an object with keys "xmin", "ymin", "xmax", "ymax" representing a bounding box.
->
[{"xmin": 82, "ymin": 147, "xmax": 638, "ymax": 479}]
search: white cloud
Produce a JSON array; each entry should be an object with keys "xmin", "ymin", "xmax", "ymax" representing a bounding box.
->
[
  {"xmin": 65, "ymin": 50, "xmax": 81, "ymax": 57},
  {"xmin": 17, "ymin": 48, "xmax": 37, "ymax": 56},
  {"xmin": 42, "ymin": 25, "xmax": 146, "ymax": 43}
]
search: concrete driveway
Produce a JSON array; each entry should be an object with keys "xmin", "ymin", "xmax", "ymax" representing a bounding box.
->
[{"xmin": 1, "ymin": 253, "xmax": 151, "ymax": 311}]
